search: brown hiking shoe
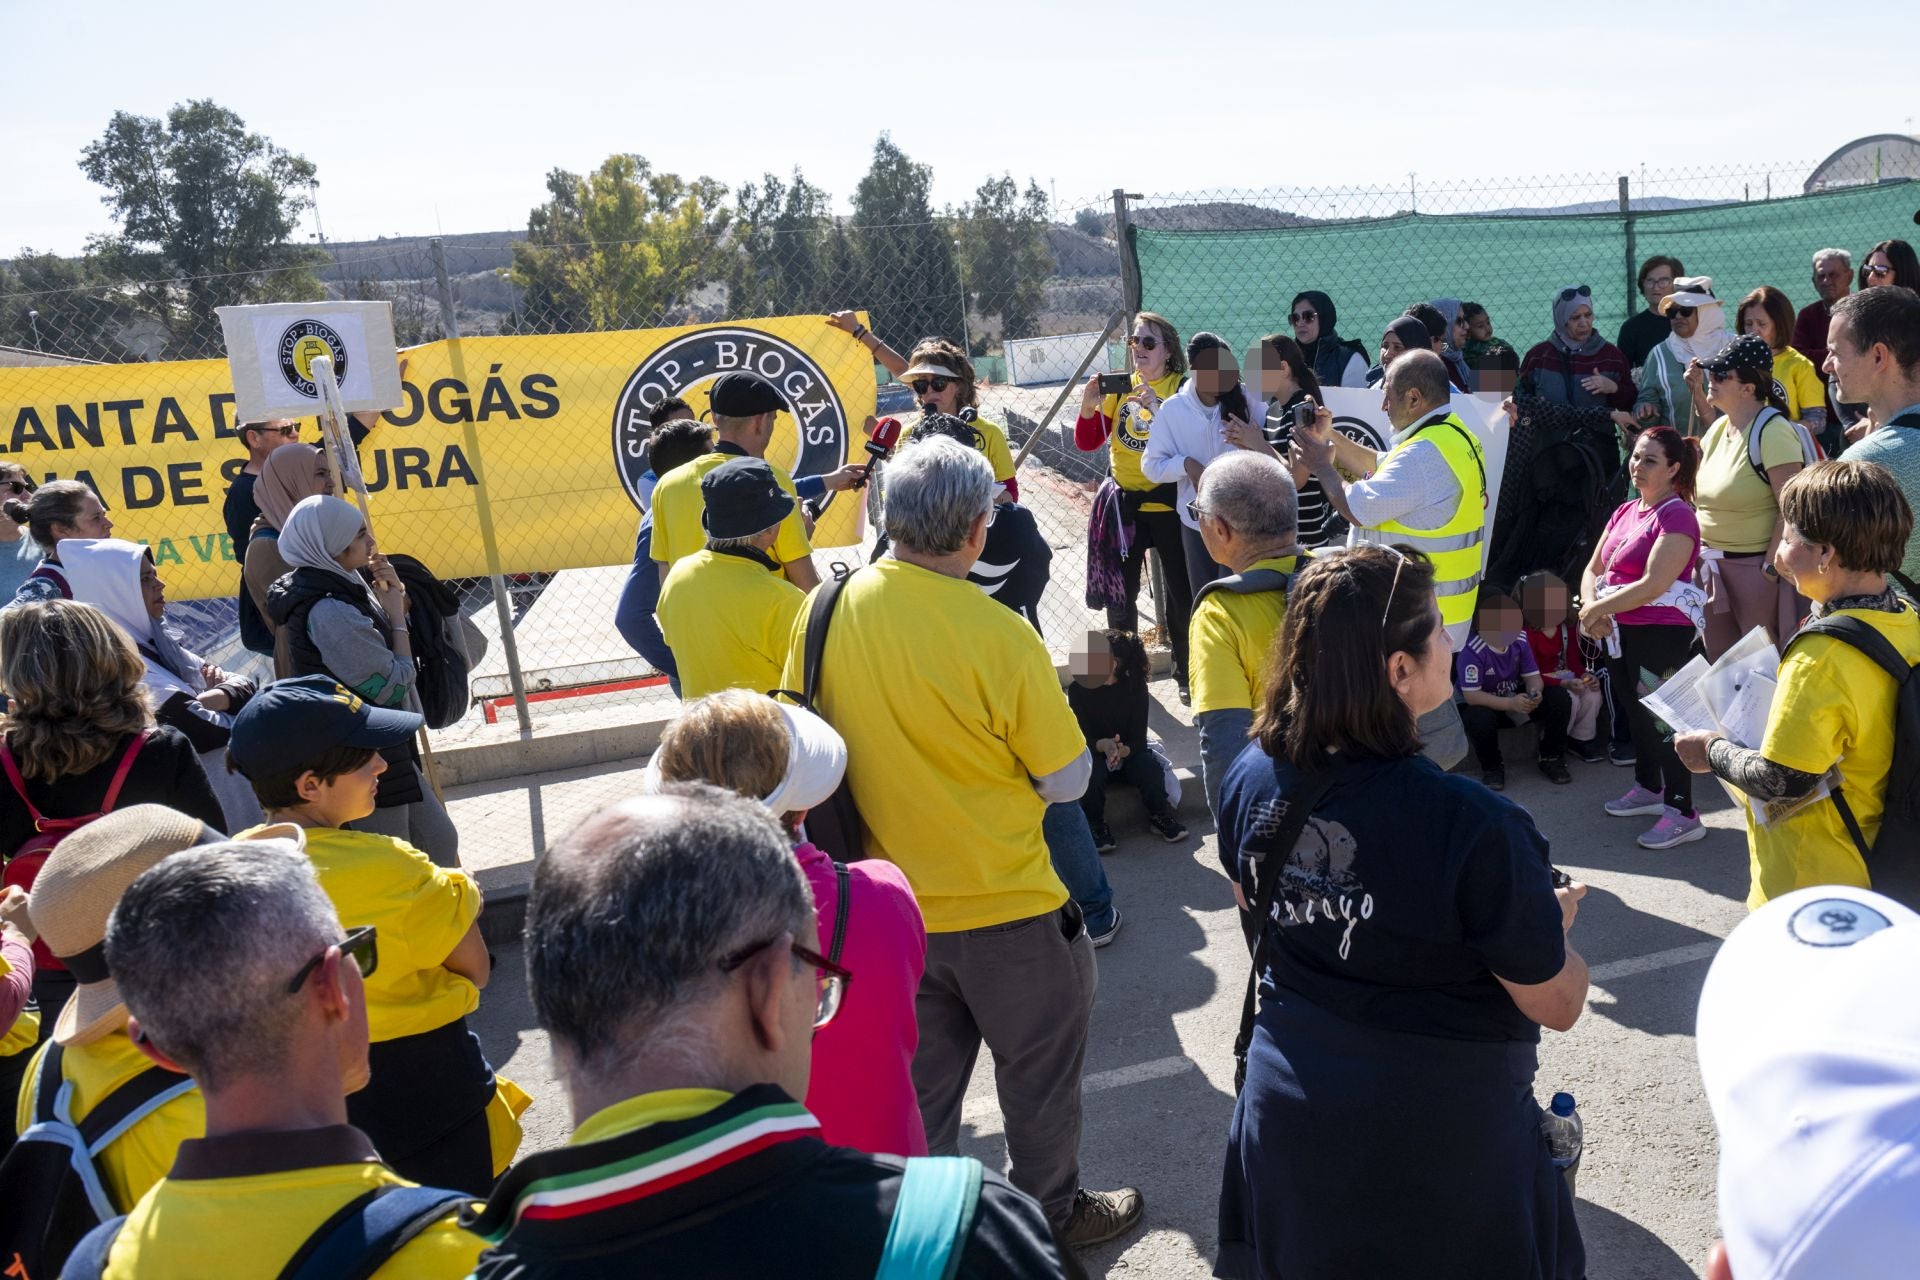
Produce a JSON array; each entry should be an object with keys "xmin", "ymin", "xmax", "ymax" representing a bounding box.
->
[{"xmin": 1059, "ymin": 1185, "xmax": 1144, "ymax": 1249}]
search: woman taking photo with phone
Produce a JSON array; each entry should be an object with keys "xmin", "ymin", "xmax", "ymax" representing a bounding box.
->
[
  {"xmin": 1215, "ymin": 546, "xmax": 1588, "ymax": 1280},
  {"xmin": 1078, "ymin": 312, "xmax": 1195, "ymax": 696}
]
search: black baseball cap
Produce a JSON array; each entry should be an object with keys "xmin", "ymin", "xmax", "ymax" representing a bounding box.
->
[
  {"xmin": 707, "ymin": 371, "xmax": 789, "ymax": 418},
  {"xmin": 700, "ymin": 457, "xmax": 795, "ymax": 539},
  {"xmin": 229, "ymin": 675, "xmax": 423, "ymax": 780},
  {"xmin": 1704, "ymin": 333, "xmax": 1776, "ymax": 376}
]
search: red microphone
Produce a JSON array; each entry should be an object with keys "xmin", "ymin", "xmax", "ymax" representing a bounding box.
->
[{"xmin": 862, "ymin": 415, "xmax": 905, "ymax": 477}]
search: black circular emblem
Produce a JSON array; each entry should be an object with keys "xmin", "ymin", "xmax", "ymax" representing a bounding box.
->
[
  {"xmin": 277, "ymin": 320, "xmax": 349, "ymax": 399},
  {"xmin": 611, "ymin": 327, "xmax": 851, "ymax": 512}
]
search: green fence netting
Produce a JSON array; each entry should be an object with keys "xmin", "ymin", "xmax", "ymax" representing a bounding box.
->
[{"xmin": 1131, "ymin": 180, "xmax": 1919, "ymax": 365}]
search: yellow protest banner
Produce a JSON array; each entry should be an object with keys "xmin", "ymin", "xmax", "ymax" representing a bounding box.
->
[{"xmin": 0, "ymin": 314, "xmax": 877, "ymax": 599}]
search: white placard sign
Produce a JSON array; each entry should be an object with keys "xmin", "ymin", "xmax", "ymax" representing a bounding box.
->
[
  {"xmin": 1315, "ymin": 385, "xmax": 1511, "ymax": 576},
  {"xmin": 217, "ymin": 300, "xmax": 403, "ymax": 423}
]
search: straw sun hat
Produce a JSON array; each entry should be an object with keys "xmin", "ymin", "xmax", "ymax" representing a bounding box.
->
[{"xmin": 28, "ymin": 805, "xmax": 227, "ymax": 1046}]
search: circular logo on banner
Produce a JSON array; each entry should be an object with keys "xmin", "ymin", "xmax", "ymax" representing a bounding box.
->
[
  {"xmin": 277, "ymin": 320, "xmax": 349, "ymax": 399},
  {"xmin": 610, "ymin": 328, "xmax": 850, "ymax": 512}
]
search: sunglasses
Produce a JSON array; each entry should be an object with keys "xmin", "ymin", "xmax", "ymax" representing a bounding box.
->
[
  {"xmin": 721, "ymin": 935, "xmax": 853, "ymax": 1030},
  {"xmin": 1668, "ymin": 306, "xmax": 1696, "ymax": 320},
  {"xmin": 1376, "ymin": 543, "xmax": 1411, "ymax": 628},
  {"xmin": 1128, "ymin": 334, "xmax": 1160, "ymax": 351},
  {"xmin": 1185, "ymin": 500, "xmax": 1211, "ymax": 525},
  {"xmin": 3, "ymin": 479, "xmax": 32, "ymax": 496},
  {"xmin": 910, "ymin": 377, "xmax": 952, "ymax": 396},
  {"xmin": 287, "ymin": 925, "xmax": 378, "ymax": 993},
  {"xmin": 245, "ymin": 424, "xmax": 300, "ymax": 438},
  {"xmin": 1288, "ymin": 310, "xmax": 1318, "ymax": 325},
  {"xmin": 1558, "ymin": 285, "xmax": 1593, "ymax": 303},
  {"xmin": 1866, "ymin": 262, "xmax": 1895, "ymax": 279}
]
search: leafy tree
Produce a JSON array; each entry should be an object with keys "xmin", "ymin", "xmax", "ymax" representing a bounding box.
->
[
  {"xmin": 505, "ymin": 155, "xmax": 729, "ymax": 331},
  {"xmin": 1073, "ymin": 206, "xmax": 1107, "ymax": 238},
  {"xmin": 0, "ymin": 251, "xmax": 141, "ymax": 360},
  {"xmin": 956, "ymin": 175, "xmax": 1054, "ymax": 342},
  {"xmin": 727, "ymin": 169, "xmax": 844, "ymax": 318},
  {"xmin": 850, "ymin": 135, "xmax": 963, "ymax": 350},
  {"xmin": 78, "ymin": 99, "xmax": 322, "ymax": 356}
]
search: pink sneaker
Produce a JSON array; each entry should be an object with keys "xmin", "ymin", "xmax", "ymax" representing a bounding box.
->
[
  {"xmin": 1605, "ymin": 785, "xmax": 1665, "ymax": 817},
  {"xmin": 1638, "ymin": 807, "xmax": 1707, "ymax": 849}
]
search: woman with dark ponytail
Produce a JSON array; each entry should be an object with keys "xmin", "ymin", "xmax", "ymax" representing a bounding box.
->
[
  {"xmin": 3, "ymin": 480, "xmax": 115, "ymax": 608},
  {"xmin": 1215, "ymin": 544, "xmax": 1588, "ymax": 1280}
]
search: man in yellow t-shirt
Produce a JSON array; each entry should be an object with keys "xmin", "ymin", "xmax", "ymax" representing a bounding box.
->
[
  {"xmin": 658, "ymin": 458, "xmax": 806, "ymax": 699},
  {"xmin": 650, "ymin": 371, "xmax": 820, "ymax": 592},
  {"xmin": 67, "ymin": 838, "xmax": 483, "ymax": 1278},
  {"xmin": 14, "ymin": 805, "xmax": 214, "ymax": 1229},
  {"xmin": 1189, "ymin": 451, "xmax": 1308, "ymax": 818},
  {"xmin": 778, "ymin": 436, "xmax": 1143, "ymax": 1249}
]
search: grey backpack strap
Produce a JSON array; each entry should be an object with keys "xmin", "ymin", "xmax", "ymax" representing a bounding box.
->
[{"xmin": 1195, "ymin": 567, "xmax": 1294, "ymax": 606}]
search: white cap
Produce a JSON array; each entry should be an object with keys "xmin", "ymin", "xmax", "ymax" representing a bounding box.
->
[
  {"xmin": 642, "ymin": 699, "xmax": 846, "ymax": 818},
  {"xmin": 1696, "ymin": 885, "xmax": 1920, "ymax": 1280}
]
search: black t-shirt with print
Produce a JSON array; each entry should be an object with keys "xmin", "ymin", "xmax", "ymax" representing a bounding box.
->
[{"xmin": 1218, "ymin": 745, "xmax": 1566, "ymax": 1043}]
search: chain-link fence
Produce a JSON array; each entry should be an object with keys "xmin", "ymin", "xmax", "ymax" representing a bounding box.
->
[{"xmin": 4, "ymin": 158, "xmax": 1915, "ymax": 770}]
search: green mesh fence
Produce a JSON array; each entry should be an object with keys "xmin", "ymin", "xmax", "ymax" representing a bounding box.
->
[{"xmin": 1131, "ymin": 179, "xmax": 1919, "ymax": 364}]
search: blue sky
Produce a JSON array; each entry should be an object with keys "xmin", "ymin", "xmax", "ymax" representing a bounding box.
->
[{"xmin": 4, "ymin": 0, "xmax": 1917, "ymax": 255}]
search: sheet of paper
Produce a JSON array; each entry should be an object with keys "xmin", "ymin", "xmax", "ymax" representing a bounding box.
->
[{"xmin": 1641, "ymin": 655, "xmax": 1717, "ymax": 735}]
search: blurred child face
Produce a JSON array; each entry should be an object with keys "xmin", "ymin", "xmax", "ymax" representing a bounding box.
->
[
  {"xmin": 1468, "ymin": 312, "xmax": 1494, "ymax": 342},
  {"xmin": 1069, "ymin": 631, "xmax": 1116, "ymax": 688},
  {"xmin": 1521, "ymin": 579, "xmax": 1570, "ymax": 632},
  {"xmin": 1476, "ymin": 600, "xmax": 1524, "ymax": 650}
]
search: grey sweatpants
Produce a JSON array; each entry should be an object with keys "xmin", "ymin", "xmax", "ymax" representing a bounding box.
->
[
  {"xmin": 353, "ymin": 765, "xmax": 461, "ymax": 867},
  {"xmin": 914, "ymin": 904, "xmax": 1098, "ymax": 1227}
]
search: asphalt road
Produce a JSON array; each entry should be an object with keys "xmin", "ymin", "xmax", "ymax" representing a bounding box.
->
[{"xmin": 472, "ymin": 683, "xmax": 1749, "ymax": 1278}]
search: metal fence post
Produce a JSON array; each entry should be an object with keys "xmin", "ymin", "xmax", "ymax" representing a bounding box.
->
[
  {"xmin": 1619, "ymin": 176, "xmax": 1638, "ymax": 324},
  {"xmin": 1114, "ymin": 189, "xmax": 1142, "ymax": 314},
  {"xmin": 430, "ymin": 237, "xmax": 534, "ymax": 738}
]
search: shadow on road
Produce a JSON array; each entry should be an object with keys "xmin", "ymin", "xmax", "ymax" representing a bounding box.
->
[{"xmin": 1577, "ymin": 1197, "xmax": 1705, "ymax": 1279}]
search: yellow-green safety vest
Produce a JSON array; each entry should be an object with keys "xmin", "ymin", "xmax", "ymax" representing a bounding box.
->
[{"xmin": 1374, "ymin": 412, "xmax": 1488, "ymax": 630}]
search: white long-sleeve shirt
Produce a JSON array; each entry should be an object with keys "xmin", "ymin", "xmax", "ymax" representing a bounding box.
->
[{"xmin": 1141, "ymin": 382, "xmax": 1240, "ymax": 530}]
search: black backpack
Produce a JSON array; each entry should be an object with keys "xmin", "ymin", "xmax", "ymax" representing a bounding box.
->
[
  {"xmin": 770, "ymin": 569, "xmax": 867, "ymax": 860},
  {"xmin": 385, "ymin": 553, "xmax": 475, "ymax": 730},
  {"xmin": 0, "ymin": 1043, "xmax": 194, "ymax": 1277},
  {"xmin": 1784, "ymin": 610, "xmax": 1920, "ymax": 909},
  {"xmin": 1489, "ymin": 405, "xmax": 1619, "ymax": 590},
  {"xmin": 63, "ymin": 1181, "xmax": 471, "ymax": 1280}
]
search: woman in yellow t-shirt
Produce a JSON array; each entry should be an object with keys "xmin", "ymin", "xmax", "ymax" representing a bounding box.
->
[
  {"xmin": 1074, "ymin": 312, "xmax": 1194, "ymax": 696},
  {"xmin": 1738, "ymin": 285, "xmax": 1828, "ymax": 443},
  {"xmin": 1689, "ymin": 334, "xmax": 1809, "ymax": 658},
  {"xmin": 1676, "ymin": 460, "xmax": 1919, "ymax": 908}
]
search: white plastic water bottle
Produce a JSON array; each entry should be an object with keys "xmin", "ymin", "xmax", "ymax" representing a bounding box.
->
[{"xmin": 1542, "ymin": 1091, "xmax": 1583, "ymax": 1197}]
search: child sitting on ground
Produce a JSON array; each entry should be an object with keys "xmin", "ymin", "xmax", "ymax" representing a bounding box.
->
[
  {"xmin": 228, "ymin": 676, "xmax": 526, "ymax": 1195},
  {"xmin": 1457, "ymin": 587, "xmax": 1574, "ymax": 791},
  {"xmin": 1518, "ymin": 570, "xmax": 1607, "ymax": 763},
  {"xmin": 1067, "ymin": 629, "xmax": 1187, "ymax": 852}
]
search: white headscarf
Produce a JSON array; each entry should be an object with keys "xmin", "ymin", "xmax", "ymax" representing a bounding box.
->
[
  {"xmin": 1664, "ymin": 303, "xmax": 1734, "ymax": 365},
  {"xmin": 56, "ymin": 538, "xmax": 204, "ymax": 698},
  {"xmin": 278, "ymin": 495, "xmax": 366, "ymax": 584}
]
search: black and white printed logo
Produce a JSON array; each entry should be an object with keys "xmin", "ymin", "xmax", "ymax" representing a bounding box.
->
[
  {"xmin": 1788, "ymin": 896, "xmax": 1893, "ymax": 947},
  {"xmin": 278, "ymin": 320, "xmax": 349, "ymax": 399},
  {"xmin": 611, "ymin": 328, "xmax": 850, "ymax": 511}
]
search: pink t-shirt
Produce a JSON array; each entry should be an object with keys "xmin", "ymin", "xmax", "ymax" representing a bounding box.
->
[
  {"xmin": 794, "ymin": 841, "xmax": 929, "ymax": 1157},
  {"xmin": 1597, "ymin": 496, "xmax": 1701, "ymax": 627}
]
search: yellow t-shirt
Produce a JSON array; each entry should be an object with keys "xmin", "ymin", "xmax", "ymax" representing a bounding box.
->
[
  {"xmin": 779, "ymin": 559, "xmax": 1087, "ymax": 931},
  {"xmin": 1101, "ymin": 371, "xmax": 1186, "ymax": 510},
  {"xmin": 658, "ymin": 550, "xmax": 806, "ymax": 700},
  {"xmin": 1189, "ymin": 554, "xmax": 1308, "ymax": 714},
  {"xmin": 1694, "ymin": 413, "xmax": 1804, "ymax": 554},
  {"xmin": 908, "ymin": 414, "xmax": 1017, "ymax": 484},
  {"xmin": 16, "ymin": 1033, "xmax": 205, "ymax": 1214},
  {"xmin": 649, "ymin": 451, "xmax": 812, "ymax": 569},
  {"xmin": 101, "ymin": 1155, "xmax": 484, "ymax": 1279},
  {"xmin": 1744, "ymin": 605, "xmax": 1920, "ymax": 909},
  {"xmin": 241, "ymin": 825, "xmax": 483, "ymax": 1043},
  {"xmin": 1774, "ymin": 347, "xmax": 1826, "ymax": 422}
]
